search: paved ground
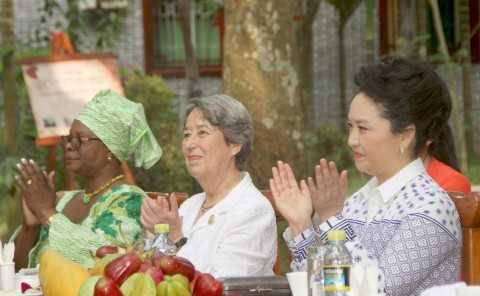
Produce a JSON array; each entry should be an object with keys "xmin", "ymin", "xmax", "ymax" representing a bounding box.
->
[{"xmin": 473, "ymin": 185, "xmax": 480, "ymax": 192}]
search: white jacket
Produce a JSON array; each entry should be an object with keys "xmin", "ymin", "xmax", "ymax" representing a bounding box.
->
[{"xmin": 176, "ymin": 173, "xmax": 277, "ymax": 277}]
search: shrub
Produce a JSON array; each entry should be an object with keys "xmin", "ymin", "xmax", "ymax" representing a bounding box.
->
[
  {"xmin": 304, "ymin": 123, "xmax": 354, "ymax": 173},
  {"xmin": 0, "ymin": 46, "xmax": 52, "ymax": 240},
  {"xmin": 124, "ymin": 72, "xmax": 193, "ymax": 194}
]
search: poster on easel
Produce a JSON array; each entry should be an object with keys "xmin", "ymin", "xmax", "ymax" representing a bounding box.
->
[{"xmin": 20, "ymin": 53, "xmax": 124, "ymax": 141}]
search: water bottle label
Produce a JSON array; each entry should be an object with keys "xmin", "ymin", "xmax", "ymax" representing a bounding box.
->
[
  {"xmin": 310, "ymin": 282, "xmax": 324, "ymax": 296},
  {"xmin": 323, "ymin": 265, "xmax": 350, "ymax": 292},
  {"xmin": 310, "ymin": 273, "xmax": 324, "ymax": 296}
]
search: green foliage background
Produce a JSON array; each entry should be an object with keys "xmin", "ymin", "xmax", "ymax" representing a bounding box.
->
[
  {"xmin": 124, "ymin": 72, "xmax": 193, "ymax": 194},
  {"xmin": 0, "ymin": 46, "xmax": 53, "ymax": 240}
]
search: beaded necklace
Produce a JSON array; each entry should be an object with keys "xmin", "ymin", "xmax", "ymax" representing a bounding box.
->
[
  {"xmin": 199, "ymin": 203, "xmax": 216, "ymax": 212},
  {"xmin": 82, "ymin": 174, "xmax": 124, "ymax": 204}
]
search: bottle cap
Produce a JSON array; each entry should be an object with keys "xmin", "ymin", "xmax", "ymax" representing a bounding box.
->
[
  {"xmin": 154, "ymin": 224, "xmax": 170, "ymax": 234},
  {"xmin": 327, "ymin": 229, "xmax": 346, "ymax": 241}
]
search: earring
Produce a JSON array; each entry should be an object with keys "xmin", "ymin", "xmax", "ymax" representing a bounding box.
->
[
  {"xmin": 107, "ymin": 155, "xmax": 113, "ymax": 161},
  {"xmin": 400, "ymin": 146, "xmax": 404, "ymax": 155}
]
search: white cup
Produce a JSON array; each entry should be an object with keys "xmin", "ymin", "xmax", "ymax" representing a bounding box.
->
[
  {"xmin": 0, "ymin": 263, "xmax": 16, "ymax": 291},
  {"xmin": 456, "ymin": 286, "xmax": 480, "ymax": 296},
  {"xmin": 286, "ymin": 271, "xmax": 308, "ymax": 296}
]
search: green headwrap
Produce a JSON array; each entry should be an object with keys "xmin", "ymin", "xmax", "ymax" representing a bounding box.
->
[{"xmin": 77, "ymin": 89, "xmax": 162, "ymax": 169}]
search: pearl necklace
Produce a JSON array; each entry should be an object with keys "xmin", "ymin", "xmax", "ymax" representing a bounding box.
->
[{"xmin": 83, "ymin": 175, "xmax": 124, "ymax": 204}]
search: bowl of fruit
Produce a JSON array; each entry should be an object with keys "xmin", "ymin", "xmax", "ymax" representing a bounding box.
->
[{"xmin": 38, "ymin": 245, "xmax": 223, "ymax": 296}]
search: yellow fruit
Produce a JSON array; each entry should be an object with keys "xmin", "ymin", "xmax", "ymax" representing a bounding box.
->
[
  {"xmin": 78, "ymin": 275, "xmax": 102, "ymax": 296},
  {"xmin": 39, "ymin": 249, "xmax": 90, "ymax": 296},
  {"xmin": 156, "ymin": 274, "xmax": 191, "ymax": 296},
  {"xmin": 120, "ymin": 273, "xmax": 156, "ymax": 296},
  {"xmin": 90, "ymin": 253, "xmax": 122, "ymax": 276}
]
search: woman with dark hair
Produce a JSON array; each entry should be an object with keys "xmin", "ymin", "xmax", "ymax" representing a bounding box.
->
[
  {"xmin": 141, "ymin": 94, "xmax": 277, "ymax": 277},
  {"xmin": 271, "ymin": 57, "xmax": 461, "ymax": 296}
]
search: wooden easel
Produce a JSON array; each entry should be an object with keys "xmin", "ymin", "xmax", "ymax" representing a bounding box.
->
[{"xmin": 37, "ymin": 32, "xmax": 136, "ymax": 189}]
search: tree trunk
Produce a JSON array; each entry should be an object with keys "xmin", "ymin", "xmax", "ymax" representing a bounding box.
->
[
  {"xmin": 461, "ymin": 66, "xmax": 473, "ymax": 161},
  {"xmin": 456, "ymin": 0, "xmax": 475, "ymax": 160},
  {"xmin": 365, "ymin": 0, "xmax": 376, "ymax": 61},
  {"xmin": 428, "ymin": 0, "xmax": 451, "ymax": 62},
  {"xmin": 1, "ymin": 0, "xmax": 18, "ymax": 154},
  {"xmin": 326, "ymin": 0, "xmax": 362, "ymax": 123},
  {"xmin": 223, "ymin": 0, "xmax": 307, "ymax": 187},
  {"xmin": 338, "ymin": 24, "xmax": 347, "ymax": 124},
  {"xmin": 178, "ymin": 0, "xmax": 202, "ymax": 109},
  {"xmin": 415, "ymin": 0, "xmax": 428, "ymax": 58},
  {"xmin": 398, "ymin": 0, "xmax": 415, "ymax": 47},
  {"xmin": 299, "ymin": 0, "xmax": 322, "ymax": 129}
]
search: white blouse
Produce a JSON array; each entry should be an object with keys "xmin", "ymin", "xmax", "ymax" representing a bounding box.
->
[{"xmin": 176, "ymin": 173, "xmax": 277, "ymax": 277}]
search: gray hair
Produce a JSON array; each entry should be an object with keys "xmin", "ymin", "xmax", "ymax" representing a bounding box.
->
[{"xmin": 184, "ymin": 94, "xmax": 253, "ymax": 169}]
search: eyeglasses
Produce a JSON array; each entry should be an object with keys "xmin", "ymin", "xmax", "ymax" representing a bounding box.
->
[{"xmin": 62, "ymin": 135, "xmax": 101, "ymax": 149}]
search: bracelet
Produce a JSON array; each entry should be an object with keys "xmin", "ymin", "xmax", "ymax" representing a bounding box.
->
[{"xmin": 46, "ymin": 213, "xmax": 57, "ymax": 227}]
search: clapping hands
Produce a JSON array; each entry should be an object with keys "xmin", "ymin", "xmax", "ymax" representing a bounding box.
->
[
  {"xmin": 15, "ymin": 158, "xmax": 57, "ymax": 227},
  {"xmin": 269, "ymin": 159, "xmax": 348, "ymax": 236},
  {"xmin": 141, "ymin": 193, "xmax": 183, "ymax": 242},
  {"xmin": 269, "ymin": 161, "xmax": 313, "ymax": 236},
  {"xmin": 308, "ymin": 159, "xmax": 348, "ymax": 222}
]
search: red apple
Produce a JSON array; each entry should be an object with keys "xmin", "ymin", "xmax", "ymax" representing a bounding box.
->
[
  {"xmin": 94, "ymin": 277, "xmax": 123, "ymax": 296},
  {"xmin": 150, "ymin": 250, "xmax": 165, "ymax": 267},
  {"xmin": 193, "ymin": 273, "xmax": 223, "ymax": 296},
  {"xmin": 154, "ymin": 255, "xmax": 195, "ymax": 281},
  {"xmin": 174, "ymin": 256, "xmax": 196, "ymax": 281},
  {"xmin": 139, "ymin": 260, "xmax": 153, "ymax": 272},
  {"xmin": 139, "ymin": 261, "xmax": 164, "ymax": 284},
  {"xmin": 190, "ymin": 270, "xmax": 202, "ymax": 292},
  {"xmin": 105, "ymin": 252, "xmax": 142, "ymax": 286},
  {"xmin": 96, "ymin": 245, "xmax": 119, "ymax": 258}
]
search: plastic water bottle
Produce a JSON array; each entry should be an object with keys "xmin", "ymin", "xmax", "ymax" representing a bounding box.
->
[
  {"xmin": 151, "ymin": 224, "xmax": 177, "ymax": 256},
  {"xmin": 307, "ymin": 245, "xmax": 326, "ymax": 296},
  {"xmin": 323, "ymin": 230, "xmax": 352, "ymax": 296}
]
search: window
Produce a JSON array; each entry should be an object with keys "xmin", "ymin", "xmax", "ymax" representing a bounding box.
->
[
  {"xmin": 378, "ymin": 0, "xmax": 480, "ymax": 62},
  {"xmin": 143, "ymin": 0, "xmax": 223, "ymax": 76}
]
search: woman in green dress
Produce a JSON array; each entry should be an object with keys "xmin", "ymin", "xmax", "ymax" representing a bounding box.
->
[{"xmin": 13, "ymin": 89, "xmax": 162, "ymax": 270}]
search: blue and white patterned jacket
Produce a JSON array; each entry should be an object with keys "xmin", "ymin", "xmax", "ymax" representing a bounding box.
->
[{"xmin": 284, "ymin": 159, "xmax": 462, "ymax": 296}]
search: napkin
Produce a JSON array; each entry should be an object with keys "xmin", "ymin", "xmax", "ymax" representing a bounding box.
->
[
  {"xmin": 420, "ymin": 282, "xmax": 466, "ymax": 296},
  {"xmin": 349, "ymin": 264, "xmax": 380, "ymax": 296},
  {"xmin": 0, "ymin": 242, "xmax": 14, "ymax": 264}
]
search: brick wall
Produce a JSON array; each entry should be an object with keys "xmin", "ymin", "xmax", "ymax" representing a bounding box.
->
[
  {"xmin": 11, "ymin": 0, "xmax": 144, "ymax": 70},
  {"xmin": 312, "ymin": 1, "xmax": 378, "ymax": 127}
]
